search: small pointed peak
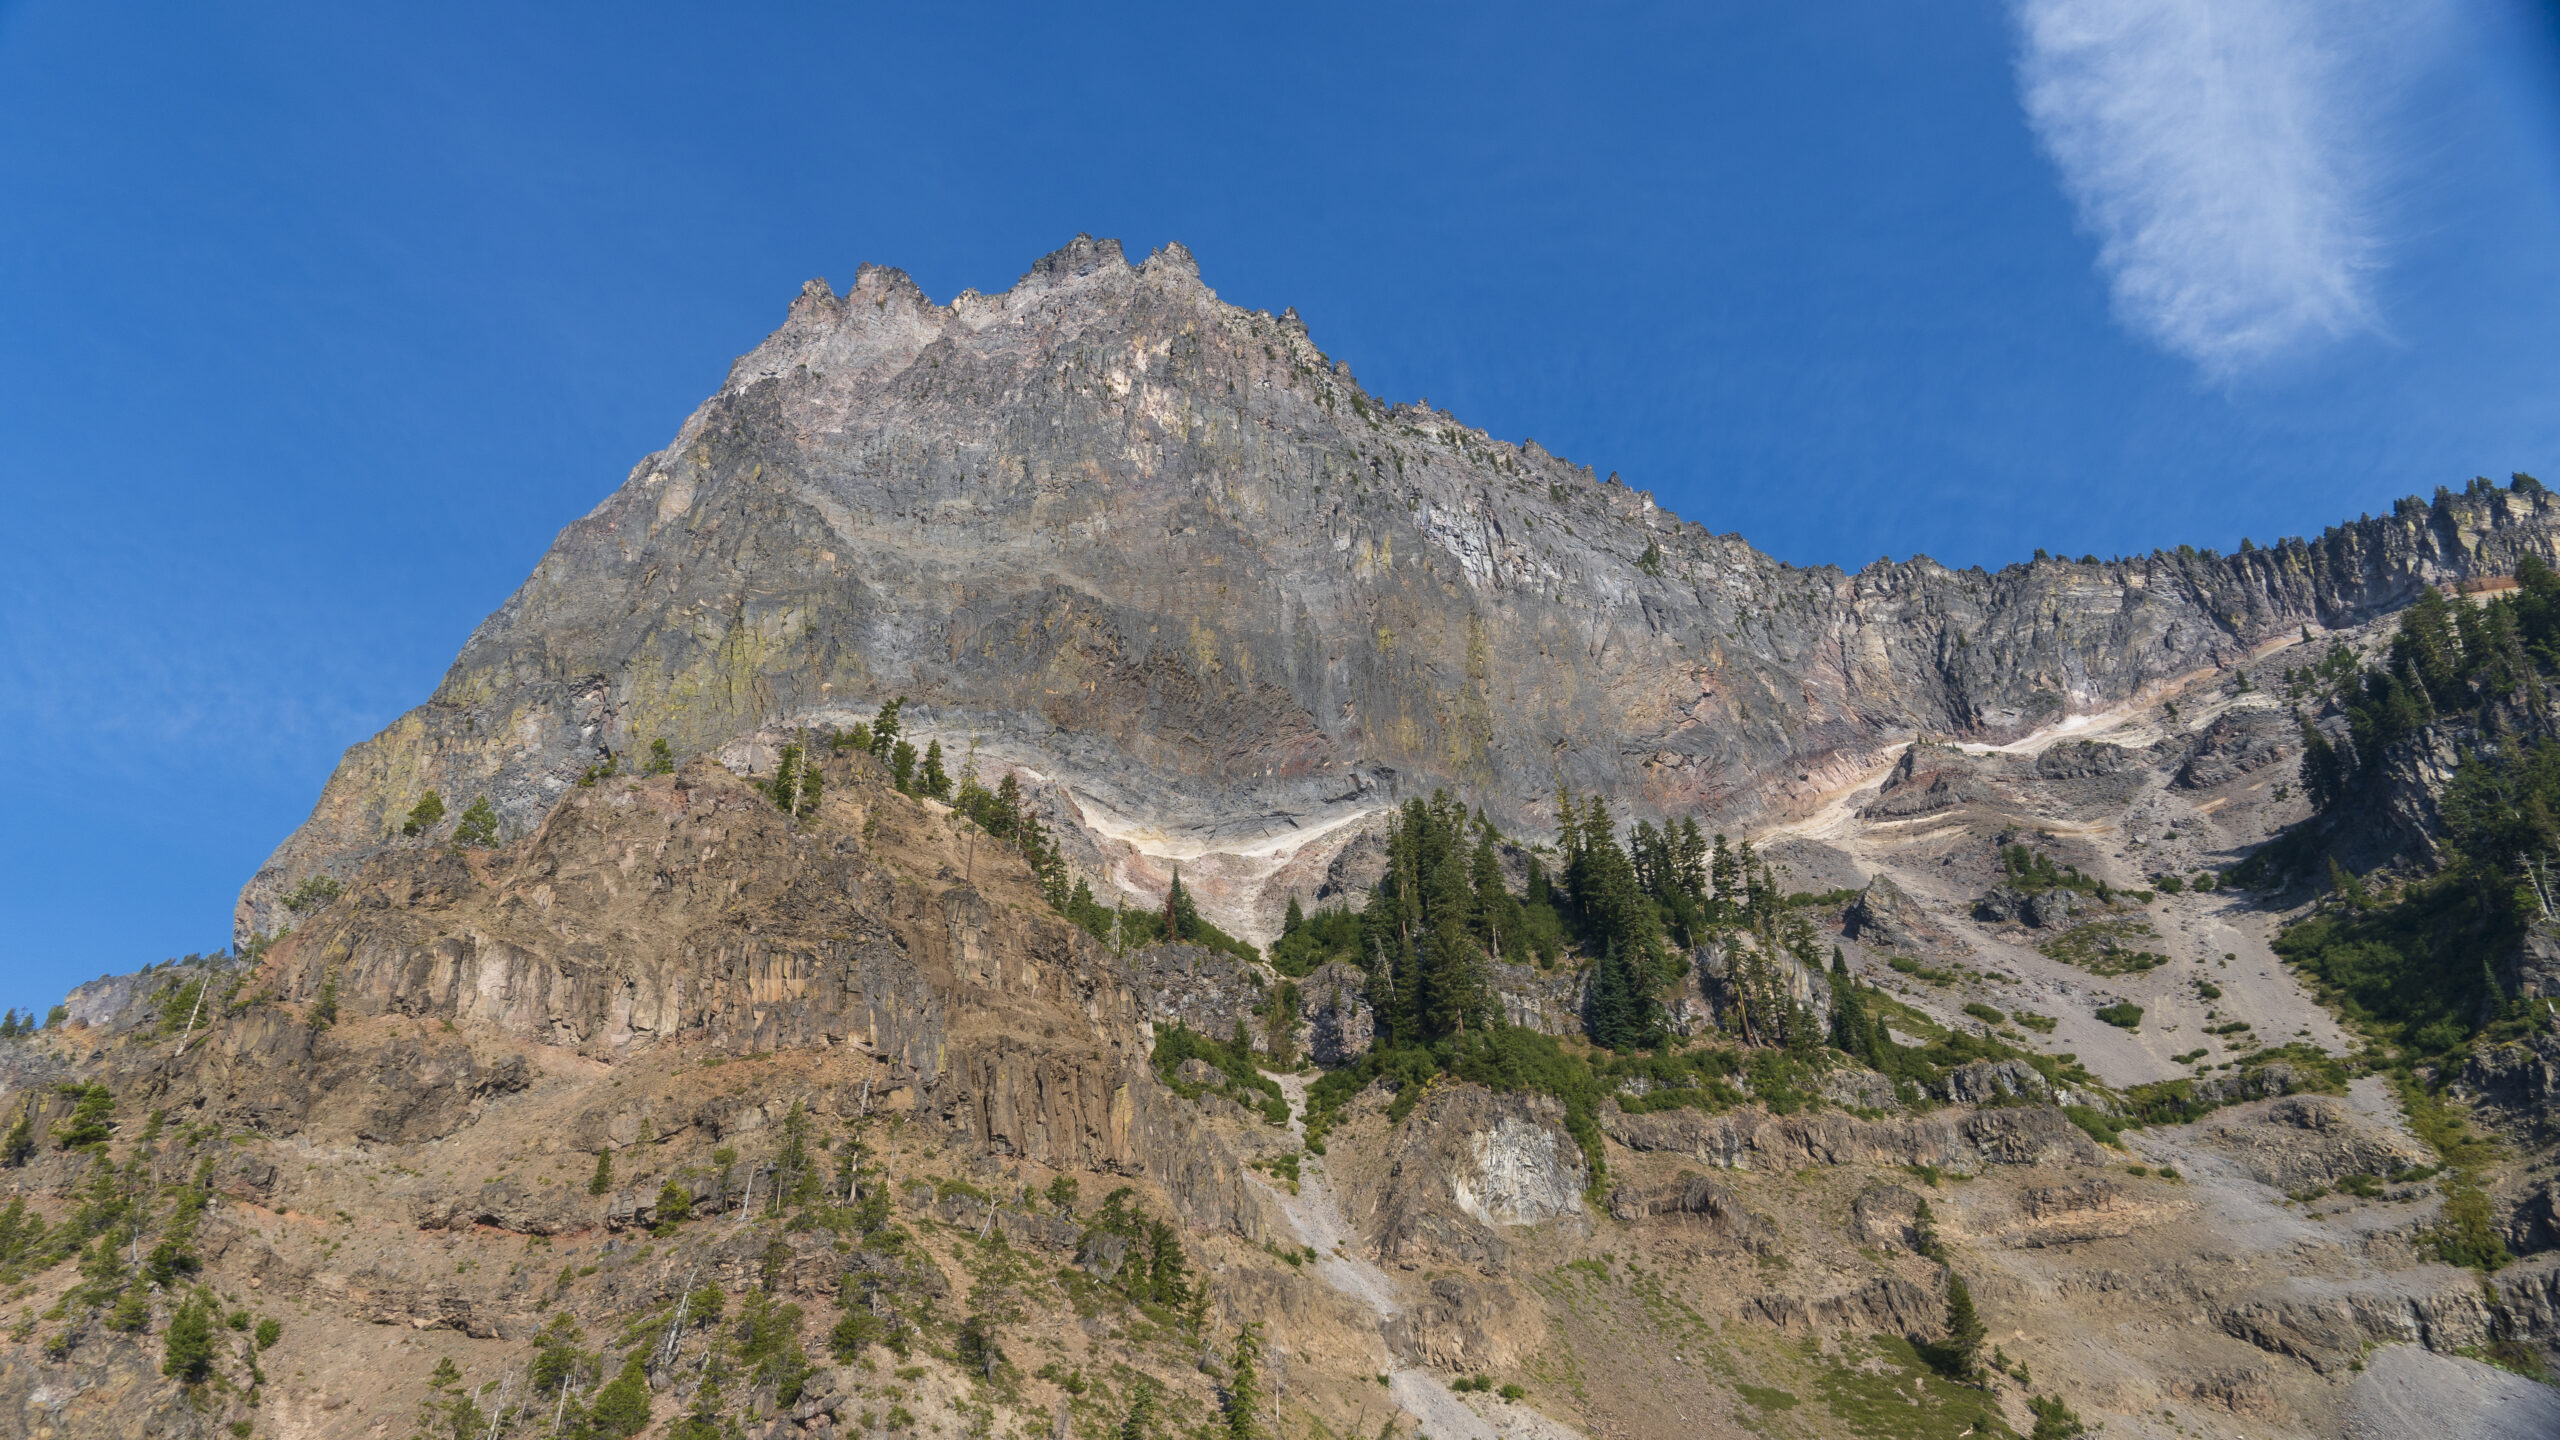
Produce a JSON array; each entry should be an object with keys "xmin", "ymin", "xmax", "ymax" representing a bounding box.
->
[
  {"xmin": 846, "ymin": 263, "xmax": 932, "ymax": 311},
  {"xmin": 1018, "ymin": 235, "xmax": 1130, "ymax": 290},
  {"xmin": 1279, "ymin": 306, "xmax": 1308, "ymax": 335},
  {"xmin": 789, "ymin": 278, "xmax": 843, "ymax": 321},
  {"xmin": 1141, "ymin": 241, "xmax": 1201, "ymax": 282}
]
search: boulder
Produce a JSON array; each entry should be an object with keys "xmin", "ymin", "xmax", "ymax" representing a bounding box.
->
[
  {"xmin": 1847, "ymin": 874, "xmax": 1954, "ymax": 953},
  {"xmin": 1861, "ymin": 744, "xmax": 1995, "ymax": 818}
]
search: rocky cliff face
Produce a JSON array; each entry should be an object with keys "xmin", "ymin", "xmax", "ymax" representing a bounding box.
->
[{"xmin": 236, "ymin": 237, "xmax": 2560, "ymax": 943}]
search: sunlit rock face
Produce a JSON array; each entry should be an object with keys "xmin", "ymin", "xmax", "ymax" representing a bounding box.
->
[{"xmin": 239, "ymin": 236, "xmax": 2560, "ymax": 943}]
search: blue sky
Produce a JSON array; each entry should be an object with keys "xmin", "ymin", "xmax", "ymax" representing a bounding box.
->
[{"xmin": 3, "ymin": 1, "xmax": 2556, "ymax": 1008}]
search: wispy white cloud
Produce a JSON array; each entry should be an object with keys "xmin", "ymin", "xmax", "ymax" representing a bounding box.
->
[{"xmin": 2011, "ymin": 0, "xmax": 2424, "ymax": 375}]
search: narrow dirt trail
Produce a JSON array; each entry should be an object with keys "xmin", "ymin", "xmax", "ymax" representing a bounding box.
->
[{"xmin": 1256, "ymin": 1072, "xmax": 1584, "ymax": 1440}]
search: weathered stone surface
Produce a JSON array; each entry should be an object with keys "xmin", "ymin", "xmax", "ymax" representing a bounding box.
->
[
  {"xmin": 1295, "ymin": 960, "xmax": 1375, "ymax": 1064},
  {"xmin": 1744, "ymin": 1273, "xmax": 1944, "ymax": 1336},
  {"xmin": 1485, "ymin": 958, "xmax": 1584, "ymax": 1036},
  {"xmin": 2175, "ymin": 706, "xmax": 2295, "ymax": 789},
  {"xmin": 1347, "ymin": 1084, "xmax": 1589, "ymax": 1272},
  {"xmin": 1932, "ymin": 1058, "xmax": 2055, "ymax": 1107},
  {"xmin": 1606, "ymin": 1172, "xmax": 1777, "ymax": 1253},
  {"xmin": 2198, "ymin": 1095, "xmax": 2436, "ymax": 1192},
  {"xmin": 1849, "ymin": 1181, "xmax": 1923, "ymax": 1250},
  {"xmin": 1601, "ymin": 1099, "xmax": 2103, "ymax": 1174}
]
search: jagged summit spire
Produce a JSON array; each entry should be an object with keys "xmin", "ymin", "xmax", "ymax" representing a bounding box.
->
[{"xmin": 1020, "ymin": 233, "xmax": 1128, "ymax": 289}]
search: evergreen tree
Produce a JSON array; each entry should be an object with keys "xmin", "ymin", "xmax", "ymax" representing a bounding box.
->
[
  {"xmin": 2298, "ymin": 718, "xmax": 2349, "ymax": 813},
  {"xmin": 1225, "ymin": 1324, "xmax": 1266, "ymax": 1440},
  {"xmin": 1673, "ymin": 819, "xmax": 1710, "ymax": 906},
  {"xmin": 890, "ymin": 739, "xmax": 918, "ymax": 793},
  {"xmin": 1827, "ymin": 949, "xmax": 1873, "ymax": 1058},
  {"xmin": 1936, "ymin": 1272, "xmax": 1985, "ymax": 1382},
  {"xmin": 1120, "ymin": 1375, "xmax": 1161, "ymax": 1440},
  {"xmin": 1583, "ymin": 939, "xmax": 1631, "ymax": 1049},
  {"xmin": 868, "ymin": 697, "xmax": 904, "ymax": 758},
  {"xmin": 1471, "ymin": 827, "xmax": 1525, "ymax": 961},
  {"xmin": 54, "ymin": 1084, "xmax": 113, "ymax": 1149},
  {"xmin": 1357, "ymin": 792, "xmax": 1504, "ymax": 1045},
  {"xmin": 1163, "ymin": 869, "xmax": 1200, "ymax": 944},
  {"xmin": 920, "ymin": 740, "xmax": 951, "ymax": 799},
  {"xmin": 162, "ymin": 1288, "xmax": 217, "ymax": 1383},
  {"xmin": 1567, "ymin": 799, "xmax": 1656, "ymax": 970},
  {"xmin": 1282, "ymin": 895, "xmax": 1305, "ymax": 936},
  {"xmin": 588, "ymin": 1149, "xmax": 614, "ymax": 1196},
  {"xmin": 1419, "ymin": 840, "xmax": 1485, "ymax": 1034},
  {"xmin": 588, "ymin": 1354, "xmax": 654, "ymax": 1438},
  {"xmin": 310, "ymin": 967, "xmax": 340, "ymax": 1030},
  {"xmin": 402, "ymin": 790, "xmax": 446, "ymax": 837},
  {"xmin": 1, "ymin": 1106, "xmax": 33, "ymax": 1166},
  {"xmin": 767, "ymin": 744, "xmax": 825, "ymax": 819},
  {"xmin": 991, "ymin": 774, "xmax": 1024, "ymax": 840},
  {"xmin": 645, "ymin": 737, "xmax": 676, "ymax": 775},
  {"xmin": 1709, "ymin": 832, "xmax": 1739, "ymax": 916},
  {"xmin": 453, "ymin": 795, "xmax": 500, "ymax": 847},
  {"xmin": 2027, "ymin": 1394, "xmax": 2087, "ymax": 1439},
  {"xmin": 1146, "ymin": 1218, "xmax": 1191, "ymax": 1306},
  {"xmin": 529, "ymin": 1312, "xmax": 591, "ymax": 1396},
  {"xmin": 958, "ymin": 1313, "xmax": 1003, "ymax": 1379},
  {"xmin": 1583, "ymin": 940, "xmax": 1662, "ymax": 1050},
  {"xmin": 669, "ymin": 1373, "xmax": 725, "ymax": 1440}
]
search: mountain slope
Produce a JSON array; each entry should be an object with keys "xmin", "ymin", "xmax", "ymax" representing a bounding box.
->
[{"xmin": 236, "ymin": 237, "xmax": 2560, "ymax": 942}]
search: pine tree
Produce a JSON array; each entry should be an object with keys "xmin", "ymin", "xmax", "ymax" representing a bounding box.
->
[
  {"xmin": 1471, "ymin": 828, "xmax": 1524, "ymax": 961},
  {"xmin": 2027, "ymin": 1394, "xmax": 2086, "ymax": 1439},
  {"xmin": 958, "ymin": 1313, "xmax": 1003, "ymax": 1379},
  {"xmin": 1584, "ymin": 940, "xmax": 1631, "ymax": 1049},
  {"xmin": 991, "ymin": 773, "xmax": 1024, "ymax": 840},
  {"xmin": 1, "ymin": 1106, "xmax": 33, "ymax": 1166},
  {"xmin": 402, "ymin": 790, "xmax": 446, "ymax": 837},
  {"xmin": 1146, "ymin": 1218, "xmax": 1191, "ymax": 1306},
  {"xmin": 869, "ymin": 697, "xmax": 904, "ymax": 758},
  {"xmin": 890, "ymin": 739, "xmax": 918, "ymax": 792},
  {"xmin": 1827, "ymin": 949, "xmax": 1872, "ymax": 1058},
  {"xmin": 54, "ymin": 1084, "xmax": 113, "ymax": 1149},
  {"xmin": 1937, "ymin": 1271, "xmax": 1985, "ymax": 1381},
  {"xmin": 1120, "ymin": 1375, "xmax": 1161, "ymax": 1440},
  {"xmin": 163, "ymin": 1288, "xmax": 217, "ymax": 1382},
  {"xmin": 453, "ymin": 795, "xmax": 500, "ymax": 847},
  {"xmin": 768, "ymin": 744, "xmax": 825, "ymax": 818},
  {"xmin": 1282, "ymin": 895, "xmax": 1305, "ymax": 936},
  {"xmin": 1225, "ymin": 1324, "xmax": 1266, "ymax": 1440},
  {"xmin": 1163, "ymin": 869, "xmax": 1201, "ymax": 944},
  {"xmin": 920, "ymin": 740, "xmax": 951, "ymax": 799},
  {"xmin": 1673, "ymin": 819, "xmax": 1710, "ymax": 906},
  {"xmin": 588, "ymin": 1354, "xmax": 654, "ymax": 1438},
  {"xmin": 588, "ymin": 1149, "xmax": 614, "ymax": 1196},
  {"xmin": 645, "ymin": 737, "xmax": 676, "ymax": 775},
  {"xmin": 2298, "ymin": 714, "xmax": 2349, "ymax": 813},
  {"xmin": 669, "ymin": 1373, "xmax": 725, "ymax": 1440},
  {"xmin": 1709, "ymin": 832, "xmax": 1739, "ymax": 915}
]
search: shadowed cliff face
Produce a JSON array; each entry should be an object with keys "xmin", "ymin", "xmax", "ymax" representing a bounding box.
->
[{"xmin": 238, "ymin": 234, "xmax": 2560, "ymax": 939}]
